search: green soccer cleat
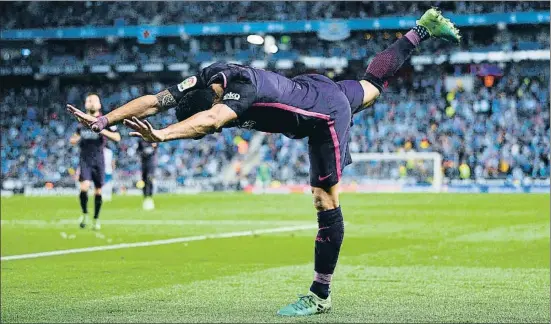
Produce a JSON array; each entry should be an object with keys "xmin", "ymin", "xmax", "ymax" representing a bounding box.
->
[
  {"xmin": 276, "ymin": 292, "xmax": 332, "ymax": 316},
  {"xmin": 417, "ymin": 7, "xmax": 461, "ymax": 43}
]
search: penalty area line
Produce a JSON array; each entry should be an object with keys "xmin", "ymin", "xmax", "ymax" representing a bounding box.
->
[{"xmin": 0, "ymin": 224, "xmax": 317, "ymax": 262}]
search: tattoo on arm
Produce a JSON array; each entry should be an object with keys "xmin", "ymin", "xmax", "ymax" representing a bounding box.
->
[{"xmin": 155, "ymin": 90, "xmax": 177, "ymax": 110}]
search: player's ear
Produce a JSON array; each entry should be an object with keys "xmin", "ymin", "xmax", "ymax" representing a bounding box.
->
[
  {"xmin": 175, "ymin": 89, "xmax": 216, "ymax": 122},
  {"xmin": 210, "ymin": 84, "xmax": 224, "ymax": 103}
]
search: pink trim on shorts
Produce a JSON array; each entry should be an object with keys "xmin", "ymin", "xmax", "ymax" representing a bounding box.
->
[
  {"xmin": 252, "ymin": 103, "xmax": 331, "ymax": 120},
  {"xmin": 252, "ymin": 102, "xmax": 341, "ymax": 181},
  {"xmin": 328, "ymin": 121, "xmax": 342, "ymax": 181}
]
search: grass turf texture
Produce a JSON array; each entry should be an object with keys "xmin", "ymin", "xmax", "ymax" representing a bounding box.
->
[{"xmin": 1, "ymin": 193, "xmax": 549, "ymax": 323}]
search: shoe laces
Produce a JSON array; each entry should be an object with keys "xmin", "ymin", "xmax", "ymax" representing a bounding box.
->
[{"xmin": 291, "ymin": 295, "xmax": 316, "ymax": 311}]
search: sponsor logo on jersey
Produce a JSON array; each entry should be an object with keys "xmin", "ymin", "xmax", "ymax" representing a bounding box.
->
[
  {"xmin": 177, "ymin": 76, "xmax": 197, "ymax": 92},
  {"xmin": 240, "ymin": 120, "xmax": 256, "ymax": 129},
  {"xmin": 223, "ymin": 92, "xmax": 240, "ymax": 101},
  {"xmin": 80, "ymin": 129, "xmax": 101, "ymax": 140}
]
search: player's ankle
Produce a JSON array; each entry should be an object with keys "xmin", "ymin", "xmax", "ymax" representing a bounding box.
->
[{"xmin": 310, "ymin": 281, "xmax": 330, "ymax": 299}]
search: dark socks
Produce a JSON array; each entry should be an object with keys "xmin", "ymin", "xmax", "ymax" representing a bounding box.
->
[
  {"xmin": 363, "ymin": 25, "xmax": 429, "ymax": 92},
  {"xmin": 79, "ymin": 191, "xmax": 88, "ymax": 214},
  {"xmin": 144, "ymin": 178, "xmax": 153, "ymax": 197},
  {"xmin": 310, "ymin": 206, "xmax": 345, "ymax": 299},
  {"xmin": 94, "ymin": 194, "xmax": 102, "ymax": 219}
]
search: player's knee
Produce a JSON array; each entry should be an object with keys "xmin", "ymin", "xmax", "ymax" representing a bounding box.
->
[
  {"xmin": 80, "ymin": 181, "xmax": 90, "ymax": 192},
  {"xmin": 94, "ymin": 188, "xmax": 102, "ymax": 195},
  {"xmin": 359, "ymin": 80, "xmax": 381, "ymax": 107},
  {"xmin": 311, "ymin": 187, "xmax": 339, "ymax": 212}
]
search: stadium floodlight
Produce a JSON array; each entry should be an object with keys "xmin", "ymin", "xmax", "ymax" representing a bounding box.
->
[
  {"xmin": 247, "ymin": 35, "xmax": 264, "ymax": 45},
  {"xmin": 263, "ymin": 35, "xmax": 276, "ymax": 54}
]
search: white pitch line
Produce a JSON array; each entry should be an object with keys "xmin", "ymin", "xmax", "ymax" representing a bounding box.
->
[
  {"xmin": 0, "ymin": 224, "xmax": 317, "ymax": 262},
  {"xmin": 0, "ymin": 219, "xmax": 310, "ymax": 226}
]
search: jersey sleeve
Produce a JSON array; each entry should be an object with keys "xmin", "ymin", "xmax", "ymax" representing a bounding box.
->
[
  {"xmin": 166, "ymin": 74, "xmax": 206, "ymax": 103},
  {"xmin": 221, "ymin": 81, "xmax": 257, "ymax": 117}
]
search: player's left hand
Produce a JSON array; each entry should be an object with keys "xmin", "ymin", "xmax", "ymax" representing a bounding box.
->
[{"xmin": 124, "ymin": 117, "xmax": 166, "ymax": 142}]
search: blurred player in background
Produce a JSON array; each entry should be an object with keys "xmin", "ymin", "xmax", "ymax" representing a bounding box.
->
[
  {"xmin": 69, "ymin": 9, "xmax": 459, "ymax": 315},
  {"xmin": 256, "ymin": 162, "xmax": 271, "ymax": 193},
  {"xmin": 103, "ymin": 146, "xmax": 116, "ymax": 201},
  {"xmin": 137, "ymin": 140, "xmax": 157, "ymax": 210},
  {"xmin": 69, "ymin": 94, "xmax": 120, "ymax": 230}
]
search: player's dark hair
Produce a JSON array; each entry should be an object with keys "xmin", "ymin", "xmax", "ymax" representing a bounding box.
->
[
  {"xmin": 175, "ymin": 88, "xmax": 216, "ymax": 122},
  {"xmin": 86, "ymin": 92, "xmax": 100, "ymax": 98}
]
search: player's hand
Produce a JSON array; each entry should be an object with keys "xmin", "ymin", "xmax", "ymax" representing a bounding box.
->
[
  {"xmin": 66, "ymin": 104, "xmax": 108, "ymax": 133},
  {"xmin": 124, "ymin": 117, "xmax": 166, "ymax": 143}
]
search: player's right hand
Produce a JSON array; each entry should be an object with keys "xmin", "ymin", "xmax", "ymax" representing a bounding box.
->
[{"xmin": 66, "ymin": 104, "xmax": 107, "ymax": 132}]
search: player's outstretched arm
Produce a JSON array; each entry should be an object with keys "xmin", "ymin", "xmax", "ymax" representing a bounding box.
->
[
  {"xmin": 67, "ymin": 90, "xmax": 178, "ymax": 133},
  {"xmin": 125, "ymin": 104, "xmax": 237, "ymax": 143},
  {"xmin": 103, "ymin": 90, "xmax": 177, "ymax": 128}
]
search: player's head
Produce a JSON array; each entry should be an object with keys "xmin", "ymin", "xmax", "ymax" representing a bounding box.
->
[
  {"xmin": 175, "ymin": 87, "xmax": 217, "ymax": 122},
  {"xmin": 85, "ymin": 93, "xmax": 102, "ymax": 113}
]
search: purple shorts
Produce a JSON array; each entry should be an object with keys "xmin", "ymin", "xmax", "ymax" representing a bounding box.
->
[
  {"xmin": 79, "ymin": 160, "xmax": 105, "ymax": 188},
  {"xmin": 305, "ymin": 83, "xmax": 352, "ymax": 188}
]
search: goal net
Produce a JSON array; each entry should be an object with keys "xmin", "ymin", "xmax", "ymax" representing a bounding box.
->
[{"xmin": 340, "ymin": 152, "xmax": 443, "ymax": 193}]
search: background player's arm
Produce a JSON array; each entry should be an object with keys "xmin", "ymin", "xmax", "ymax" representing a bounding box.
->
[
  {"xmin": 126, "ymin": 104, "xmax": 237, "ymax": 142},
  {"xmin": 100, "ymin": 129, "xmax": 121, "ymax": 142},
  {"xmin": 70, "ymin": 133, "xmax": 80, "ymax": 145}
]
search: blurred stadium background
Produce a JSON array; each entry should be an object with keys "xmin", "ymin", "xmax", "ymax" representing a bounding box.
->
[
  {"xmin": 1, "ymin": 1, "xmax": 549, "ymax": 196},
  {"xmin": 1, "ymin": 2, "xmax": 550, "ymax": 323}
]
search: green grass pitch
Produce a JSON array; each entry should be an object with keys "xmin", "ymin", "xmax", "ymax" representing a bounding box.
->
[{"xmin": 1, "ymin": 193, "xmax": 549, "ymax": 323}]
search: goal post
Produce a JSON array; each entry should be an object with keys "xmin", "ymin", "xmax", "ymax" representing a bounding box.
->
[{"xmin": 343, "ymin": 152, "xmax": 443, "ymax": 193}]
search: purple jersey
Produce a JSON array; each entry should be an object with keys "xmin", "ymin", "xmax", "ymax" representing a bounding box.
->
[
  {"xmin": 77, "ymin": 124, "xmax": 117, "ymax": 163},
  {"xmin": 201, "ymin": 63, "xmax": 365, "ymax": 138},
  {"xmin": 137, "ymin": 139, "xmax": 157, "ymax": 162},
  {"xmin": 167, "ymin": 62, "xmax": 365, "ymax": 187}
]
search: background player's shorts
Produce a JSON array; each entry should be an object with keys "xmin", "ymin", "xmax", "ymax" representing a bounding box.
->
[
  {"xmin": 79, "ymin": 161, "xmax": 105, "ymax": 188},
  {"xmin": 105, "ymin": 173, "xmax": 113, "ymax": 183},
  {"xmin": 142, "ymin": 158, "xmax": 155, "ymax": 182},
  {"xmin": 308, "ymin": 85, "xmax": 352, "ymax": 188}
]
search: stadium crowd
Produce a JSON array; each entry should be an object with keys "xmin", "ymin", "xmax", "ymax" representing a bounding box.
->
[
  {"xmin": 0, "ymin": 82, "xmax": 253, "ymax": 185},
  {"xmin": 260, "ymin": 62, "xmax": 550, "ymax": 184},
  {"xmin": 3, "ymin": 1, "xmax": 549, "ymax": 29},
  {"xmin": 1, "ymin": 2, "xmax": 549, "ymax": 188},
  {"xmin": 2, "ymin": 26, "xmax": 548, "ymax": 69},
  {"xmin": 2, "ymin": 59, "xmax": 548, "ymax": 186}
]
